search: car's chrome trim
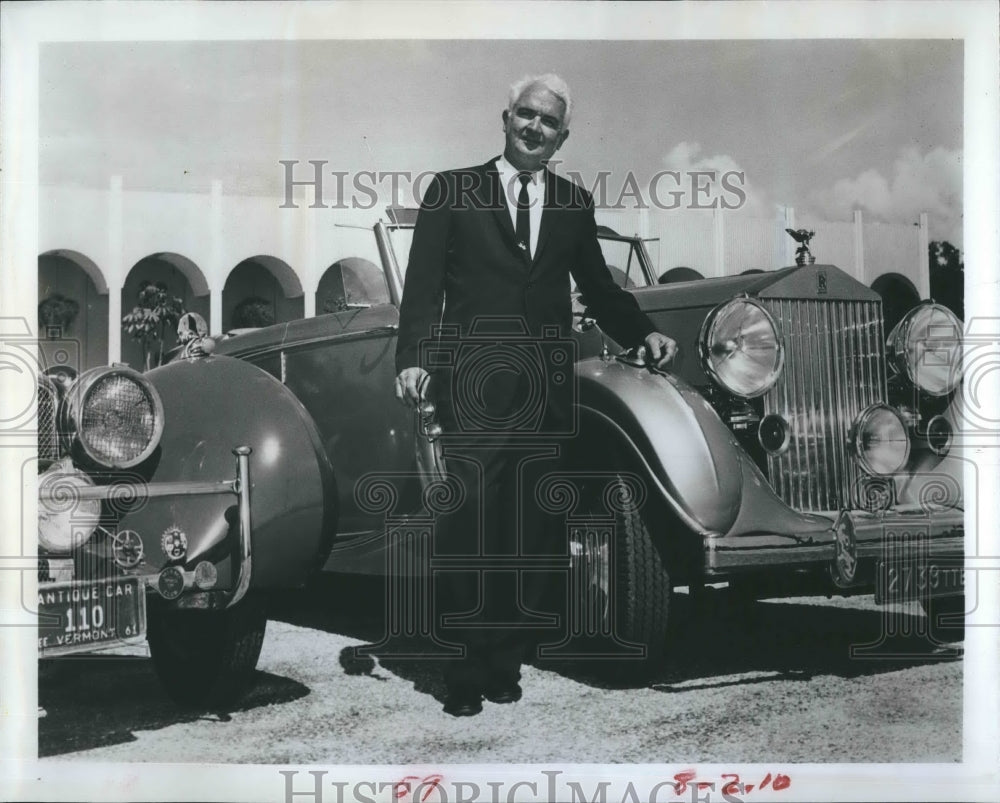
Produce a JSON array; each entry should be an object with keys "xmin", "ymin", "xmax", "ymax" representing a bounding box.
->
[
  {"xmin": 762, "ymin": 298, "xmax": 887, "ymax": 511},
  {"xmin": 224, "ymin": 445, "xmax": 253, "ymax": 608},
  {"xmin": 375, "ymin": 219, "xmax": 405, "ymax": 306},
  {"xmin": 37, "ymin": 446, "xmax": 254, "ymax": 607}
]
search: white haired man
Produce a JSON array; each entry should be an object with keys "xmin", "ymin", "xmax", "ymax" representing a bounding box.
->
[{"xmin": 395, "ymin": 74, "xmax": 676, "ymax": 716}]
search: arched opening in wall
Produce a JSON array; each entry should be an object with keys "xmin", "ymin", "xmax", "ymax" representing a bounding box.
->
[
  {"xmin": 38, "ymin": 250, "xmax": 109, "ymax": 373},
  {"xmin": 658, "ymin": 266, "xmax": 705, "ymax": 284},
  {"xmin": 121, "ymin": 253, "xmax": 210, "ymax": 370},
  {"xmin": 223, "ymin": 256, "xmax": 304, "ymax": 331},
  {"xmin": 316, "ymin": 257, "xmax": 389, "ymax": 314},
  {"xmin": 871, "ymin": 272, "xmax": 920, "ymax": 335}
]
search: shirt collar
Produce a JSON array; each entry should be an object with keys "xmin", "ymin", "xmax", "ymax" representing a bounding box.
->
[{"xmin": 497, "ymin": 155, "xmax": 545, "ymax": 186}]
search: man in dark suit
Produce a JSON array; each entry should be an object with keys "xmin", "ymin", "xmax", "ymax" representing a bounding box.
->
[{"xmin": 395, "ymin": 74, "xmax": 676, "ymax": 716}]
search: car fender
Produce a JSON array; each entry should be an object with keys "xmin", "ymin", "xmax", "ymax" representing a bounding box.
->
[
  {"xmin": 576, "ymin": 357, "xmax": 743, "ymax": 535},
  {"xmin": 123, "ymin": 355, "xmax": 337, "ymax": 590}
]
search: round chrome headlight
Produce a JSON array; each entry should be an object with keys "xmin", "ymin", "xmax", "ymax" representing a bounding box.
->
[
  {"xmin": 699, "ymin": 297, "xmax": 783, "ymax": 397},
  {"xmin": 38, "ymin": 464, "xmax": 102, "ymax": 553},
  {"xmin": 886, "ymin": 303, "xmax": 962, "ymax": 396},
  {"xmin": 63, "ymin": 366, "xmax": 164, "ymax": 468},
  {"xmin": 851, "ymin": 404, "xmax": 911, "ymax": 475}
]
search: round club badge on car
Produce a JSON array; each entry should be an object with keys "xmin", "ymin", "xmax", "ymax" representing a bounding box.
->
[
  {"xmin": 111, "ymin": 529, "xmax": 144, "ymax": 569},
  {"xmin": 161, "ymin": 526, "xmax": 188, "ymax": 561},
  {"xmin": 157, "ymin": 566, "xmax": 185, "ymax": 600}
]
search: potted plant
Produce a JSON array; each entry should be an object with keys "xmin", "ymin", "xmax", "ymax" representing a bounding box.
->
[
  {"xmin": 122, "ymin": 280, "xmax": 185, "ymax": 370},
  {"xmin": 231, "ymin": 295, "xmax": 275, "ymax": 329},
  {"xmin": 38, "ymin": 293, "xmax": 80, "ymax": 337}
]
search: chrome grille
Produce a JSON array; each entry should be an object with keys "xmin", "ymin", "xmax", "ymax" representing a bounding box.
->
[
  {"xmin": 37, "ymin": 377, "xmax": 59, "ymax": 462},
  {"xmin": 761, "ymin": 299, "xmax": 887, "ymax": 511}
]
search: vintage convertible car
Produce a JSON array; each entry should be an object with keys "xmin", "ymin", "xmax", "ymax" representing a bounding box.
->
[{"xmin": 38, "ymin": 212, "xmax": 965, "ymax": 703}]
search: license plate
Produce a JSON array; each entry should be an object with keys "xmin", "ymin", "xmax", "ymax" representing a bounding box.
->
[
  {"xmin": 38, "ymin": 578, "xmax": 146, "ymax": 656},
  {"xmin": 875, "ymin": 559, "xmax": 964, "ymax": 604}
]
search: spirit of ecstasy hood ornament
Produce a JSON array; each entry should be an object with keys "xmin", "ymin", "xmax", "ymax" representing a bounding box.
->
[{"xmin": 785, "ymin": 228, "xmax": 817, "ymax": 266}]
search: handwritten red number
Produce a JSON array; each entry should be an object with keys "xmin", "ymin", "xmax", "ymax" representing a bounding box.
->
[
  {"xmin": 759, "ymin": 773, "xmax": 772, "ymax": 789},
  {"xmin": 773, "ymin": 774, "xmax": 790, "ymax": 791},
  {"xmin": 721, "ymin": 774, "xmax": 741, "ymax": 796},
  {"xmin": 673, "ymin": 770, "xmax": 697, "ymax": 795}
]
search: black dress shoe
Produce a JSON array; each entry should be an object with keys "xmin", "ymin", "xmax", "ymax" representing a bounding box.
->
[
  {"xmin": 443, "ymin": 690, "xmax": 483, "ymax": 717},
  {"xmin": 484, "ymin": 680, "xmax": 522, "ymax": 704}
]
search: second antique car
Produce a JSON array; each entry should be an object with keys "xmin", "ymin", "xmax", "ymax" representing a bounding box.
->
[{"xmin": 37, "ymin": 330, "xmax": 336, "ymax": 707}]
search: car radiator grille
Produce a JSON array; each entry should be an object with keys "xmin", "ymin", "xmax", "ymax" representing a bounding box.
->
[
  {"xmin": 760, "ymin": 298, "xmax": 887, "ymax": 512},
  {"xmin": 37, "ymin": 378, "xmax": 59, "ymax": 462}
]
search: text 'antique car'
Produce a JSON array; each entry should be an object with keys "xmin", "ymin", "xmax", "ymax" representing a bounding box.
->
[{"xmin": 37, "ymin": 211, "xmax": 966, "ymax": 705}]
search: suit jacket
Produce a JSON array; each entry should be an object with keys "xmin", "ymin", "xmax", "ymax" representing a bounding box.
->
[
  {"xmin": 396, "ymin": 157, "xmax": 654, "ymax": 370},
  {"xmin": 395, "ymin": 157, "xmax": 655, "ymax": 432}
]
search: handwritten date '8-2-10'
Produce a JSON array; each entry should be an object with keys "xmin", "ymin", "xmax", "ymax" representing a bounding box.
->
[{"xmin": 390, "ymin": 772, "xmax": 791, "ymax": 802}]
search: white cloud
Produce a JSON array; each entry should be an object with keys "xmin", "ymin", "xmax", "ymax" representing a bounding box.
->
[
  {"xmin": 809, "ymin": 147, "xmax": 962, "ymax": 245},
  {"xmin": 659, "ymin": 141, "xmax": 772, "ymax": 216}
]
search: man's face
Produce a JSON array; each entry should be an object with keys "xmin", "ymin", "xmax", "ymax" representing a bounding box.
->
[{"xmin": 502, "ymin": 83, "xmax": 569, "ymax": 172}]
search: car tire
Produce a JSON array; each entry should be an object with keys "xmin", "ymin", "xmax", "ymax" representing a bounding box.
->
[
  {"xmin": 147, "ymin": 595, "xmax": 267, "ymax": 709},
  {"xmin": 919, "ymin": 594, "xmax": 965, "ymax": 643},
  {"xmin": 568, "ymin": 474, "xmax": 672, "ymax": 675},
  {"xmin": 612, "ymin": 475, "xmax": 672, "ymax": 666}
]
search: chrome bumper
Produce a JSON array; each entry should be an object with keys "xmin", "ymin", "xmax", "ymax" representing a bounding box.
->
[
  {"xmin": 704, "ymin": 507, "xmax": 964, "ymax": 575},
  {"xmin": 37, "ymin": 446, "xmax": 253, "ymax": 609}
]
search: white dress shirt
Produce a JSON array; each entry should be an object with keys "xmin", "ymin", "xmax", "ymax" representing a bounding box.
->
[{"xmin": 496, "ymin": 156, "xmax": 544, "ymax": 259}]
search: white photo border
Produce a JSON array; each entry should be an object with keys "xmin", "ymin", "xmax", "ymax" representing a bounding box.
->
[{"xmin": 2, "ymin": 1, "xmax": 998, "ymax": 801}]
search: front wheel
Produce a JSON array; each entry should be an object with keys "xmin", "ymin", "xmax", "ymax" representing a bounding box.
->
[
  {"xmin": 147, "ymin": 595, "xmax": 267, "ymax": 709},
  {"xmin": 569, "ymin": 474, "xmax": 672, "ymax": 672}
]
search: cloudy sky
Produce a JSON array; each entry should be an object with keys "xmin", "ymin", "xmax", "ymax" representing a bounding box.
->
[{"xmin": 40, "ymin": 38, "xmax": 963, "ymax": 243}]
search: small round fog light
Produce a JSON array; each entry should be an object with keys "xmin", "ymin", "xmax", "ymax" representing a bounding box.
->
[
  {"xmin": 157, "ymin": 566, "xmax": 185, "ymax": 600},
  {"xmin": 193, "ymin": 561, "xmax": 218, "ymax": 590},
  {"xmin": 926, "ymin": 414, "xmax": 953, "ymax": 456},
  {"xmin": 852, "ymin": 404, "xmax": 911, "ymax": 475},
  {"xmin": 758, "ymin": 413, "xmax": 791, "ymax": 455}
]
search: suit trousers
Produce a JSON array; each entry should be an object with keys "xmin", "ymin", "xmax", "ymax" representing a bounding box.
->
[{"xmin": 433, "ymin": 393, "xmax": 567, "ymax": 693}]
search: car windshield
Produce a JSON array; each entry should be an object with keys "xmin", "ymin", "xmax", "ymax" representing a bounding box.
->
[{"xmin": 384, "ymin": 220, "xmax": 655, "ymax": 291}]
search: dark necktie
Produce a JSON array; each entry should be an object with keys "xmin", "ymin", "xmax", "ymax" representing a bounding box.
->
[{"xmin": 515, "ymin": 172, "xmax": 532, "ymax": 257}]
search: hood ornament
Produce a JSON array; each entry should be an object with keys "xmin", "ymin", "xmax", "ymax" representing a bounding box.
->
[
  {"xmin": 176, "ymin": 311, "xmax": 215, "ymax": 359},
  {"xmin": 785, "ymin": 228, "xmax": 816, "ymax": 266}
]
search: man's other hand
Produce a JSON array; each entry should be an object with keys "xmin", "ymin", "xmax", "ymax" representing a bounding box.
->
[
  {"xmin": 644, "ymin": 332, "xmax": 678, "ymax": 369},
  {"xmin": 395, "ymin": 367, "xmax": 430, "ymax": 407}
]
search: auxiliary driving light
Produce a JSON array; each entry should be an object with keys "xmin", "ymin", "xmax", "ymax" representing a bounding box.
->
[
  {"xmin": 38, "ymin": 464, "xmax": 102, "ymax": 553},
  {"xmin": 758, "ymin": 413, "xmax": 791, "ymax": 455},
  {"xmin": 699, "ymin": 297, "xmax": 784, "ymax": 398},
  {"xmin": 851, "ymin": 404, "xmax": 911, "ymax": 475},
  {"xmin": 193, "ymin": 561, "xmax": 218, "ymax": 590},
  {"xmin": 925, "ymin": 414, "xmax": 954, "ymax": 456},
  {"xmin": 887, "ymin": 303, "xmax": 963, "ymax": 396}
]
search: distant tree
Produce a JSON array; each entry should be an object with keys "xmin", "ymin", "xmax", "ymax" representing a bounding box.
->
[
  {"xmin": 929, "ymin": 241, "xmax": 964, "ymax": 319},
  {"xmin": 232, "ymin": 295, "xmax": 275, "ymax": 329},
  {"xmin": 122, "ymin": 280, "xmax": 185, "ymax": 370}
]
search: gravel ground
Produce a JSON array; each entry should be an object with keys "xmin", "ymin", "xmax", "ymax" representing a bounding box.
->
[{"xmin": 39, "ymin": 578, "xmax": 963, "ymax": 764}]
